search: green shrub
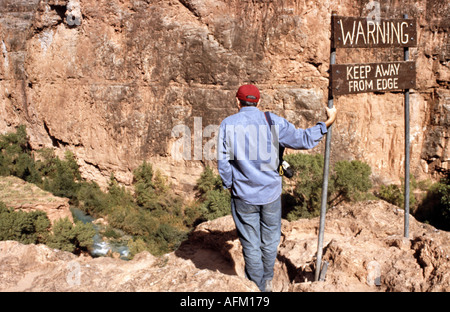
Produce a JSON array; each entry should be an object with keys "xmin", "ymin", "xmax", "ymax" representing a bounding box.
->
[
  {"xmin": 1, "ymin": 127, "xmax": 195, "ymax": 257},
  {"xmin": 378, "ymin": 184, "xmax": 403, "ymax": 206},
  {"xmin": 196, "ymin": 166, "xmax": 223, "ymax": 195},
  {"xmin": 127, "ymin": 237, "xmax": 148, "ymax": 256},
  {"xmin": 199, "ymin": 189, "xmax": 231, "ymax": 221},
  {"xmin": 0, "ymin": 202, "xmax": 50, "ymax": 244},
  {"xmin": 133, "ymin": 161, "xmax": 155, "ymax": 208},
  {"xmin": 330, "ymin": 160, "xmax": 372, "ymax": 205},
  {"xmin": 415, "ymin": 173, "xmax": 450, "ymax": 230},
  {"xmin": 40, "ymin": 150, "xmax": 82, "ymax": 202},
  {"xmin": 283, "ymin": 154, "xmax": 373, "ymax": 221},
  {"xmin": 46, "ymin": 217, "xmax": 95, "ymax": 253},
  {"xmin": 376, "ymin": 174, "xmax": 417, "ymax": 209},
  {"xmin": 0, "ymin": 125, "xmax": 41, "ymax": 183},
  {"xmin": 0, "ymin": 201, "xmax": 95, "ymax": 254},
  {"xmin": 76, "ymin": 181, "xmax": 110, "ymax": 216},
  {"xmin": 194, "ymin": 166, "xmax": 231, "ymax": 222},
  {"xmin": 284, "ymin": 154, "xmax": 326, "ymax": 220},
  {"xmin": 156, "ymin": 223, "xmax": 187, "ymax": 252}
]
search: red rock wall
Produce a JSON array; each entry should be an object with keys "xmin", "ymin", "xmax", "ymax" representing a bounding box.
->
[{"xmin": 0, "ymin": 0, "xmax": 448, "ymax": 190}]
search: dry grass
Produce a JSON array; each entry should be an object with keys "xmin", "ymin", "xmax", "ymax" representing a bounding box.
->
[{"xmin": 0, "ymin": 176, "xmax": 60, "ymax": 207}]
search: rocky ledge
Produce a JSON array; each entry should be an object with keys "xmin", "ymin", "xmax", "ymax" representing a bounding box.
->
[
  {"xmin": 0, "ymin": 176, "xmax": 73, "ymax": 225},
  {"xmin": 0, "ymin": 200, "xmax": 448, "ymax": 292}
]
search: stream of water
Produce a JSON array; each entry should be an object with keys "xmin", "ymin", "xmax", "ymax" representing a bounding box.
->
[{"xmin": 70, "ymin": 207, "xmax": 131, "ymax": 260}]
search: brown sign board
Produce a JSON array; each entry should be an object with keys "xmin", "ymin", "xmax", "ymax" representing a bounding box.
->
[
  {"xmin": 332, "ymin": 16, "xmax": 417, "ymax": 48},
  {"xmin": 330, "ymin": 61, "xmax": 416, "ymax": 96}
]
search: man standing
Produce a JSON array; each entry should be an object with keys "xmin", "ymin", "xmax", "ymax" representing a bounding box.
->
[{"xmin": 217, "ymin": 84, "xmax": 337, "ymax": 292}]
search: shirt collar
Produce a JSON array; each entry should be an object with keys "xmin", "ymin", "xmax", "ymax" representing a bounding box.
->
[{"xmin": 239, "ymin": 106, "xmax": 260, "ymax": 112}]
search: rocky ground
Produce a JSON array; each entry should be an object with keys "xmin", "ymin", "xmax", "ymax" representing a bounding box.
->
[
  {"xmin": 0, "ymin": 200, "xmax": 448, "ymax": 292},
  {"xmin": 0, "ymin": 176, "xmax": 73, "ymax": 224}
]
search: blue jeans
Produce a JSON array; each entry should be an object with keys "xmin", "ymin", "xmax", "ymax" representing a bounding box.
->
[{"xmin": 231, "ymin": 196, "xmax": 282, "ymax": 291}]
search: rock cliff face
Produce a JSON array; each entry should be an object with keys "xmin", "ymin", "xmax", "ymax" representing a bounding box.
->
[
  {"xmin": 0, "ymin": 0, "xmax": 449, "ymax": 190},
  {"xmin": 0, "ymin": 200, "xmax": 448, "ymax": 291}
]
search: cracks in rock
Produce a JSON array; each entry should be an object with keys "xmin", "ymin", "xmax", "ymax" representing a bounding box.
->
[
  {"xmin": 276, "ymin": 253, "xmax": 315, "ymax": 284},
  {"xmin": 43, "ymin": 120, "xmax": 68, "ymax": 148},
  {"xmin": 306, "ymin": 60, "xmax": 322, "ymax": 69},
  {"xmin": 32, "ymin": 0, "xmax": 81, "ymax": 34},
  {"xmin": 178, "ymin": 0, "xmax": 201, "ymax": 19},
  {"xmin": 83, "ymin": 159, "xmax": 102, "ymax": 173},
  {"xmin": 49, "ymin": 4, "xmax": 67, "ymax": 26}
]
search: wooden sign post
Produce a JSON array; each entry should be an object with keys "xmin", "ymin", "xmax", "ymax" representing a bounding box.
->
[{"xmin": 315, "ymin": 13, "xmax": 417, "ymax": 282}]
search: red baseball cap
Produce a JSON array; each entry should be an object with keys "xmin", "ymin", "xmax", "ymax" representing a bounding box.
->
[{"xmin": 236, "ymin": 84, "xmax": 260, "ymax": 103}]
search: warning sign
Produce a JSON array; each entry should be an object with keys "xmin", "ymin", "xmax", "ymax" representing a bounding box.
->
[
  {"xmin": 330, "ymin": 61, "xmax": 416, "ymax": 95},
  {"xmin": 332, "ymin": 16, "xmax": 417, "ymax": 48}
]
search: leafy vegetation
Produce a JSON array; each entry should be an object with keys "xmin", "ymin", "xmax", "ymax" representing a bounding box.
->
[
  {"xmin": 376, "ymin": 174, "xmax": 418, "ymax": 209},
  {"xmin": 46, "ymin": 217, "xmax": 96, "ymax": 253},
  {"xmin": 192, "ymin": 166, "xmax": 231, "ymax": 223},
  {"xmin": 414, "ymin": 172, "xmax": 450, "ymax": 231},
  {"xmin": 0, "ymin": 126, "xmax": 189, "ymax": 256},
  {"xmin": 282, "ymin": 153, "xmax": 373, "ymax": 220},
  {"xmin": 0, "ymin": 125, "xmax": 41, "ymax": 184},
  {"xmin": 0, "ymin": 202, "xmax": 95, "ymax": 253},
  {"xmin": 0, "ymin": 202, "xmax": 50, "ymax": 244}
]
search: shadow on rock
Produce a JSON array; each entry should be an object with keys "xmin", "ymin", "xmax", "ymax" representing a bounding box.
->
[{"xmin": 175, "ymin": 228, "xmax": 240, "ymax": 276}]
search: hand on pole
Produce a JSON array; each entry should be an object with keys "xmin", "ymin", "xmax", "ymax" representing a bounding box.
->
[{"xmin": 325, "ymin": 107, "xmax": 337, "ymax": 128}]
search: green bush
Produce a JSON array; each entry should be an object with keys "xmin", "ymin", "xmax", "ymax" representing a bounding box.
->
[
  {"xmin": 39, "ymin": 150, "xmax": 82, "ymax": 202},
  {"xmin": 283, "ymin": 154, "xmax": 373, "ymax": 221},
  {"xmin": 46, "ymin": 218, "xmax": 95, "ymax": 253},
  {"xmin": 97, "ymin": 162, "xmax": 190, "ymax": 256},
  {"xmin": 378, "ymin": 184, "xmax": 404, "ymax": 206},
  {"xmin": 0, "ymin": 202, "xmax": 50, "ymax": 244},
  {"xmin": 0, "ymin": 127, "xmax": 192, "ymax": 257},
  {"xmin": 76, "ymin": 180, "xmax": 110, "ymax": 216},
  {"xmin": 194, "ymin": 166, "xmax": 231, "ymax": 222},
  {"xmin": 0, "ymin": 125, "xmax": 41, "ymax": 184},
  {"xmin": 330, "ymin": 160, "xmax": 372, "ymax": 205},
  {"xmin": 199, "ymin": 189, "xmax": 231, "ymax": 221},
  {"xmin": 283, "ymin": 154, "xmax": 325, "ymax": 220},
  {"xmin": 376, "ymin": 174, "xmax": 417, "ymax": 209},
  {"xmin": 196, "ymin": 166, "xmax": 224, "ymax": 195},
  {"xmin": 415, "ymin": 173, "xmax": 450, "ymax": 230},
  {"xmin": 0, "ymin": 202, "xmax": 94, "ymax": 253},
  {"xmin": 133, "ymin": 161, "xmax": 156, "ymax": 208}
]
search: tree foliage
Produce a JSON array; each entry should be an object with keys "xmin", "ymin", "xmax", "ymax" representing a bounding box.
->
[
  {"xmin": 0, "ymin": 202, "xmax": 50, "ymax": 244},
  {"xmin": 283, "ymin": 153, "xmax": 372, "ymax": 221},
  {"xmin": 0, "ymin": 125, "xmax": 41, "ymax": 183},
  {"xmin": 192, "ymin": 166, "xmax": 231, "ymax": 223},
  {"xmin": 46, "ymin": 218, "xmax": 95, "ymax": 253},
  {"xmin": 0, "ymin": 202, "xmax": 94, "ymax": 253},
  {"xmin": 415, "ymin": 172, "xmax": 450, "ymax": 230},
  {"xmin": 376, "ymin": 174, "xmax": 417, "ymax": 209}
]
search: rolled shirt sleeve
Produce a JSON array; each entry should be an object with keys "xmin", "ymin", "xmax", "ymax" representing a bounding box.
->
[{"xmin": 273, "ymin": 113, "xmax": 327, "ymax": 150}]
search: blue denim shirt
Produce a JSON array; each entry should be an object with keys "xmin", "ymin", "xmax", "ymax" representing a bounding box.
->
[{"xmin": 218, "ymin": 106, "xmax": 327, "ymax": 205}]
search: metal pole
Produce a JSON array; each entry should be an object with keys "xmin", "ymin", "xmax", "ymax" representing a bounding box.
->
[
  {"xmin": 403, "ymin": 14, "xmax": 410, "ymax": 238},
  {"xmin": 315, "ymin": 12, "xmax": 336, "ymax": 282}
]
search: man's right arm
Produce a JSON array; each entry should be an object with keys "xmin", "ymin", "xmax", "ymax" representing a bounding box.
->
[{"xmin": 217, "ymin": 123, "xmax": 233, "ymax": 190}]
